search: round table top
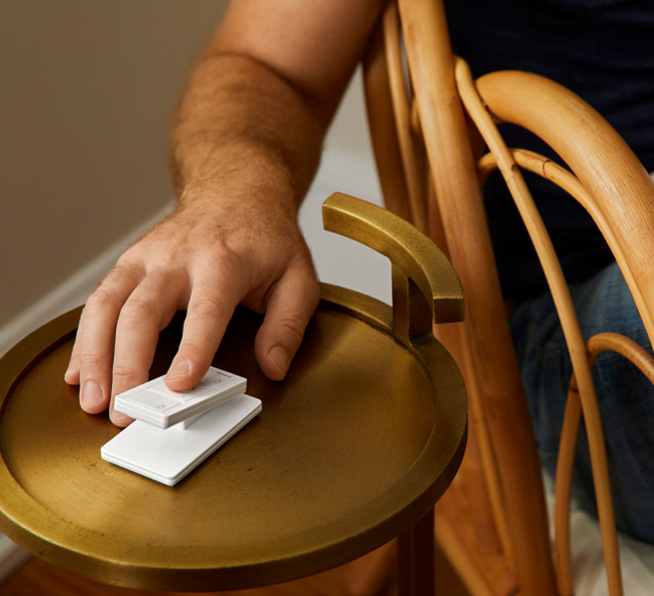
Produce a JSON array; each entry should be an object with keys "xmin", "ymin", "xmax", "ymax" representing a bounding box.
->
[{"xmin": 0, "ymin": 287, "xmax": 466, "ymax": 591}]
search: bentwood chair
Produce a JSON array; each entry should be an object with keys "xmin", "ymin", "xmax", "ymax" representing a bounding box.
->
[
  {"xmin": 0, "ymin": 193, "xmax": 466, "ymax": 596},
  {"xmin": 361, "ymin": 1, "xmax": 654, "ymax": 595}
]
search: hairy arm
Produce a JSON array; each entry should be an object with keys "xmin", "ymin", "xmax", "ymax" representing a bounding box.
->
[{"xmin": 65, "ymin": 0, "xmax": 384, "ymax": 425}]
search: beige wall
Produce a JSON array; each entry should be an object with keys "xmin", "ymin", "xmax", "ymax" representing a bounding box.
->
[
  {"xmin": 1, "ymin": 0, "xmax": 229, "ymax": 329},
  {"xmin": 0, "ymin": 1, "xmax": 377, "ymax": 339}
]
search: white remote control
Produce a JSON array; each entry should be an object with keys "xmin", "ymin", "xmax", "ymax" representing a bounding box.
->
[
  {"xmin": 101, "ymin": 394, "xmax": 262, "ymax": 486},
  {"xmin": 101, "ymin": 366, "xmax": 262, "ymax": 486},
  {"xmin": 114, "ymin": 366, "xmax": 246, "ymax": 428}
]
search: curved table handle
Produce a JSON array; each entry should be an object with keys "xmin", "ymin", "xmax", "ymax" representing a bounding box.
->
[{"xmin": 322, "ymin": 192, "xmax": 463, "ymax": 346}]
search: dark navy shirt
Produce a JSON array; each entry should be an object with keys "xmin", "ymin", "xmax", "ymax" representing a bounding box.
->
[{"xmin": 444, "ymin": 0, "xmax": 654, "ymax": 299}]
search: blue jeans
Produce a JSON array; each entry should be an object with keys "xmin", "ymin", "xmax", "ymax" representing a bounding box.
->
[{"xmin": 509, "ymin": 261, "xmax": 654, "ymax": 544}]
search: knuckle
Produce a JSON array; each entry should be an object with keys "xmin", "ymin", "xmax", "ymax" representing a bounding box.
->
[
  {"xmin": 111, "ymin": 363, "xmax": 140, "ymax": 386},
  {"xmin": 201, "ymin": 241, "xmax": 232, "ymax": 263},
  {"xmin": 78, "ymin": 354, "xmax": 110, "ymax": 374},
  {"xmin": 119, "ymin": 296, "xmax": 155, "ymax": 325},
  {"xmin": 145, "ymin": 245, "xmax": 181, "ymax": 270},
  {"xmin": 190, "ymin": 295, "xmax": 228, "ymax": 320},
  {"xmin": 112, "ymin": 252, "xmax": 139, "ymax": 271},
  {"xmin": 194, "ymin": 251, "xmax": 240, "ymax": 281},
  {"xmin": 277, "ymin": 318, "xmax": 306, "ymax": 348},
  {"xmin": 85, "ymin": 286, "xmax": 119, "ymax": 312},
  {"xmin": 105, "ymin": 258, "xmax": 142, "ymax": 286}
]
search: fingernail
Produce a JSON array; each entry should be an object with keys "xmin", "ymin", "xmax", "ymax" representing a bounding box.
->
[
  {"xmin": 167, "ymin": 361, "xmax": 190, "ymax": 380},
  {"xmin": 82, "ymin": 380, "xmax": 104, "ymax": 407},
  {"xmin": 267, "ymin": 346, "xmax": 289, "ymax": 379}
]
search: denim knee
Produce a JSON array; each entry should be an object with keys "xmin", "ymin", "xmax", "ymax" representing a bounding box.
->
[{"xmin": 510, "ymin": 262, "xmax": 654, "ymax": 543}]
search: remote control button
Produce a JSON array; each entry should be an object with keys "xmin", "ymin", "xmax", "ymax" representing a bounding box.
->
[
  {"xmin": 149, "ymin": 370, "xmax": 231, "ymax": 401},
  {"xmin": 125, "ymin": 390, "xmax": 180, "ymax": 412}
]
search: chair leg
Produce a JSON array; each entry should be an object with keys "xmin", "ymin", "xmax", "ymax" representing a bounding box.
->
[{"xmin": 398, "ymin": 508, "xmax": 435, "ymax": 596}]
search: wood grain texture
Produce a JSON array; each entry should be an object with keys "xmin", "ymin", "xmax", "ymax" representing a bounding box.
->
[{"xmin": 0, "ymin": 544, "xmax": 469, "ymax": 596}]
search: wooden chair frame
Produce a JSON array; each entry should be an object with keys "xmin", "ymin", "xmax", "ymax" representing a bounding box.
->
[{"xmin": 362, "ymin": 1, "xmax": 654, "ymax": 594}]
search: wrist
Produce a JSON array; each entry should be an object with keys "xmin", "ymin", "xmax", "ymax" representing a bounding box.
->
[{"xmin": 175, "ymin": 144, "xmax": 299, "ymax": 217}]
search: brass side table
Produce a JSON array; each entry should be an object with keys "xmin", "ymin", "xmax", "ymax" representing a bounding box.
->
[{"xmin": 0, "ymin": 193, "xmax": 466, "ymax": 595}]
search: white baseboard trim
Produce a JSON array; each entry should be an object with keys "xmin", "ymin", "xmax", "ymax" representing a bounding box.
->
[{"xmin": 0, "ymin": 207, "xmax": 171, "ymax": 358}]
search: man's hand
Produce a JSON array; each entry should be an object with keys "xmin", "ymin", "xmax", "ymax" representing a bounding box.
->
[
  {"xmin": 64, "ymin": 0, "xmax": 383, "ymax": 425},
  {"xmin": 64, "ymin": 195, "xmax": 320, "ymax": 426}
]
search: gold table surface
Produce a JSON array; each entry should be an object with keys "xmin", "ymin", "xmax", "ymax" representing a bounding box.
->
[{"xmin": 0, "ymin": 196, "xmax": 467, "ymax": 592}]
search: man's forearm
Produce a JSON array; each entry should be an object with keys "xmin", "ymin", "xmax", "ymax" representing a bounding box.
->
[{"xmin": 170, "ymin": 52, "xmax": 329, "ymax": 213}]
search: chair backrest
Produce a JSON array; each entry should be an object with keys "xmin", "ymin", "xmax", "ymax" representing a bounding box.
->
[{"xmin": 362, "ymin": 1, "xmax": 654, "ymax": 595}]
